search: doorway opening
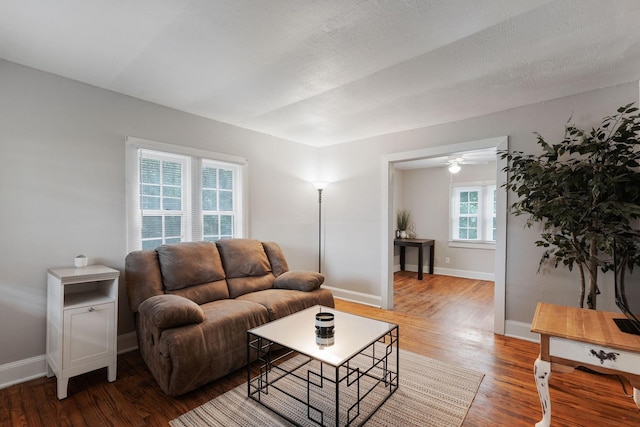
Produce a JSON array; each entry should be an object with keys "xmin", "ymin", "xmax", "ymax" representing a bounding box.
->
[{"xmin": 380, "ymin": 136, "xmax": 508, "ymax": 334}]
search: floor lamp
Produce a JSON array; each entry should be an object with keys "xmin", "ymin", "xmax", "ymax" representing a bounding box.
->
[{"xmin": 312, "ymin": 182, "xmax": 328, "ymax": 273}]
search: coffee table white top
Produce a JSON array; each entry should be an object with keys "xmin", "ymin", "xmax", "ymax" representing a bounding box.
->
[{"xmin": 248, "ymin": 305, "xmax": 397, "ymax": 366}]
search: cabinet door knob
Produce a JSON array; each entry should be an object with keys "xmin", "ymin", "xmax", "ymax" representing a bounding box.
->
[{"xmin": 88, "ymin": 307, "xmax": 95, "ymax": 312}]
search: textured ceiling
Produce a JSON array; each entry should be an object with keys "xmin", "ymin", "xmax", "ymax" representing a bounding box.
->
[{"xmin": 2, "ymin": 0, "xmax": 640, "ymax": 147}]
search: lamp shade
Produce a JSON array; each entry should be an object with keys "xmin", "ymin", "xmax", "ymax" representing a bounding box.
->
[{"xmin": 312, "ymin": 181, "xmax": 329, "ymax": 190}]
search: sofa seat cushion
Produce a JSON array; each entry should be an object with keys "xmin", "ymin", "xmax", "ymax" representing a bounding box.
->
[
  {"xmin": 237, "ymin": 288, "xmax": 335, "ymax": 321},
  {"xmin": 155, "ymin": 299, "xmax": 270, "ymax": 396},
  {"xmin": 225, "ymin": 274, "xmax": 276, "ymax": 299},
  {"xmin": 274, "ymin": 270, "xmax": 325, "ymax": 291},
  {"xmin": 167, "ymin": 279, "xmax": 230, "ymax": 305},
  {"xmin": 139, "ymin": 294, "xmax": 206, "ymax": 329}
]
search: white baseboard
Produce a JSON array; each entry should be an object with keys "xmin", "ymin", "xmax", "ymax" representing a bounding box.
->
[
  {"xmin": 323, "ymin": 286, "xmax": 381, "ymax": 307},
  {"xmin": 505, "ymin": 320, "xmax": 539, "ymax": 343},
  {"xmin": 328, "ymin": 267, "xmax": 494, "ymax": 309},
  {"xmin": 1, "ymin": 317, "xmax": 535, "ymax": 390},
  {"xmin": 0, "ymin": 332, "xmax": 139, "ymax": 390},
  {"xmin": 0, "ymin": 355, "xmax": 47, "ymax": 390},
  {"xmin": 396, "ymin": 264, "xmax": 495, "ymax": 281},
  {"xmin": 118, "ymin": 331, "xmax": 139, "ymax": 354}
]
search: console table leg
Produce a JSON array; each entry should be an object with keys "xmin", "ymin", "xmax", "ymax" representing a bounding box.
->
[
  {"xmin": 428, "ymin": 243, "xmax": 434, "ymax": 274},
  {"xmin": 634, "ymin": 388, "xmax": 639, "ymax": 408},
  {"xmin": 534, "ymin": 356, "xmax": 551, "ymax": 427}
]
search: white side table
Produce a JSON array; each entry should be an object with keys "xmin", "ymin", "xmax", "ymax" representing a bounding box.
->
[{"xmin": 46, "ymin": 265, "xmax": 119, "ymax": 399}]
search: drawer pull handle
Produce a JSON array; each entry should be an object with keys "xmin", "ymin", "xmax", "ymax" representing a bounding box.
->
[
  {"xmin": 590, "ymin": 349, "xmax": 619, "ymax": 364},
  {"xmin": 88, "ymin": 307, "xmax": 95, "ymax": 312}
]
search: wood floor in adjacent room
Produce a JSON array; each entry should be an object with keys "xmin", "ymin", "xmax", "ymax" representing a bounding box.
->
[{"xmin": 2, "ymin": 272, "xmax": 639, "ymax": 426}]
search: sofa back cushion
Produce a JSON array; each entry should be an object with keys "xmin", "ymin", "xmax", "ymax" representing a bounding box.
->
[
  {"xmin": 216, "ymin": 239, "xmax": 274, "ymax": 297},
  {"xmin": 157, "ymin": 241, "xmax": 225, "ymax": 289},
  {"xmin": 262, "ymin": 241, "xmax": 289, "ymax": 276},
  {"xmin": 156, "ymin": 241, "xmax": 230, "ymax": 304},
  {"xmin": 125, "ymin": 249, "xmax": 165, "ymax": 313},
  {"xmin": 216, "ymin": 239, "xmax": 271, "ymax": 277}
]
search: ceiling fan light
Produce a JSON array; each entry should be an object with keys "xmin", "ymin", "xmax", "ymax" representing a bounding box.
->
[{"xmin": 448, "ymin": 162, "xmax": 461, "ymax": 173}]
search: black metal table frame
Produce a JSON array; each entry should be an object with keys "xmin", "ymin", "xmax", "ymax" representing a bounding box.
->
[{"xmin": 247, "ymin": 326, "xmax": 399, "ymax": 426}]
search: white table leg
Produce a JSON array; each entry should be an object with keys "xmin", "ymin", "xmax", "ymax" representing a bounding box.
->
[
  {"xmin": 108, "ymin": 362, "xmax": 117, "ymax": 382},
  {"xmin": 534, "ymin": 356, "xmax": 551, "ymax": 427},
  {"xmin": 57, "ymin": 377, "xmax": 69, "ymax": 400},
  {"xmin": 634, "ymin": 388, "xmax": 639, "ymax": 408}
]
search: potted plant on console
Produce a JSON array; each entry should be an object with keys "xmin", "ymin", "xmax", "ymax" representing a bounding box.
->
[{"xmin": 397, "ymin": 210, "xmax": 411, "ymax": 239}]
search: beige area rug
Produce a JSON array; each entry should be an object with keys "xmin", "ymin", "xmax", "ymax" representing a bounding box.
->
[{"xmin": 171, "ymin": 348, "xmax": 484, "ymax": 427}]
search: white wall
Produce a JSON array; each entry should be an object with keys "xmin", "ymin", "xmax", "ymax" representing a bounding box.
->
[
  {"xmin": 320, "ymin": 80, "xmax": 638, "ymax": 325},
  {"xmin": 396, "ymin": 162, "xmax": 496, "ymax": 278},
  {"xmin": 1, "ymin": 57, "xmax": 638, "ymax": 383},
  {"xmin": 0, "ymin": 60, "xmax": 321, "ymax": 368}
]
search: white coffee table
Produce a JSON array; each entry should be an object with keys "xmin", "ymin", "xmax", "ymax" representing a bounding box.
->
[{"xmin": 247, "ymin": 305, "xmax": 399, "ymax": 426}]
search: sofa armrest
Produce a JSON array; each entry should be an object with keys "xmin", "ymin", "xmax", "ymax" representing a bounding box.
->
[
  {"xmin": 138, "ymin": 294, "xmax": 206, "ymax": 329},
  {"xmin": 273, "ymin": 270, "xmax": 325, "ymax": 292}
]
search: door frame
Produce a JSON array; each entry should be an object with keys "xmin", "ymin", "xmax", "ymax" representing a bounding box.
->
[{"xmin": 380, "ymin": 136, "xmax": 508, "ymax": 334}]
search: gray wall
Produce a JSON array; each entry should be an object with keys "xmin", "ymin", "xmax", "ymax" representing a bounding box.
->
[
  {"xmin": 319, "ymin": 80, "xmax": 638, "ymax": 327},
  {"xmin": 0, "ymin": 60, "xmax": 320, "ymax": 366},
  {"xmin": 1, "ymin": 57, "xmax": 638, "ymax": 373}
]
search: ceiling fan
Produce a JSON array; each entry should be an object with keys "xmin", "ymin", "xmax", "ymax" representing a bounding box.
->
[{"xmin": 447, "ymin": 157, "xmax": 465, "ymax": 174}]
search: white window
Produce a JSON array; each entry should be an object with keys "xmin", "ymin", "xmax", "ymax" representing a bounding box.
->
[
  {"xmin": 201, "ymin": 160, "xmax": 238, "ymax": 242},
  {"xmin": 126, "ymin": 137, "xmax": 247, "ymax": 251},
  {"xmin": 138, "ymin": 150, "xmax": 190, "ymax": 249},
  {"xmin": 450, "ymin": 182, "xmax": 496, "ymax": 246}
]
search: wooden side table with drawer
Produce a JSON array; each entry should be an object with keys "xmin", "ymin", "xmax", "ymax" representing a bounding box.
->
[
  {"xmin": 46, "ymin": 265, "xmax": 120, "ymax": 399},
  {"xmin": 531, "ymin": 302, "xmax": 640, "ymax": 427}
]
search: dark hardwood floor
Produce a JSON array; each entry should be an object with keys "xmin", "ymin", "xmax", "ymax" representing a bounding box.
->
[{"xmin": 2, "ymin": 271, "xmax": 639, "ymax": 426}]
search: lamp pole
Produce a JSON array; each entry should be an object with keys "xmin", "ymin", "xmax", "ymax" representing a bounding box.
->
[
  {"xmin": 317, "ymin": 188, "xmax": 323, "ymax": 273},
  {"xmin": 312, "ymin": 182, "xmax": 328, "ymax": 273}
]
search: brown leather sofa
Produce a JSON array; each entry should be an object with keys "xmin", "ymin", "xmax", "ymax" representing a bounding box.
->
[{"xmin": 125, "ymin": 238, "xmax": 334, "ymax": 396}]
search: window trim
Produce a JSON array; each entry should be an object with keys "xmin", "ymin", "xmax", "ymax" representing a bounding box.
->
[
  {"xmin": 125, "ymin": 137, "xmax": 249, "ymax": 252},
  {"xmin": 449, "ymin": 180, "xmax": 496, "ymax": 250}
]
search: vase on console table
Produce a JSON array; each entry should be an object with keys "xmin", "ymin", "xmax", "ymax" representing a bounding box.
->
[{"xmin": 400, "ymin": 230, "xmax": 407, "ymax": 238}]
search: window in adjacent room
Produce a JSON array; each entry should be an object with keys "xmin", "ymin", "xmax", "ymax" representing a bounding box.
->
[
  {"xmin": 450, "ymin": 182, "xmax": 496, "ymax": 248},
  {"xmin": 126, "ymin": 137, "xmax": 247, "ymax": 251}
]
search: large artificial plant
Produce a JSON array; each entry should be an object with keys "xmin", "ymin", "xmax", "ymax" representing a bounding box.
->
[{"xmin": 501, "ymin": 103, "xmax": 640, "ymax": 309}]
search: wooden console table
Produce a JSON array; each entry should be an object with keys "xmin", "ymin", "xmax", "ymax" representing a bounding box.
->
[
  {"xmin": 394, "ymin": 238, "xmax": 434, "ymax": 280},
  {"xmin": 531, "ymin": 302, "xmax": 640, "ymax": 427}
]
